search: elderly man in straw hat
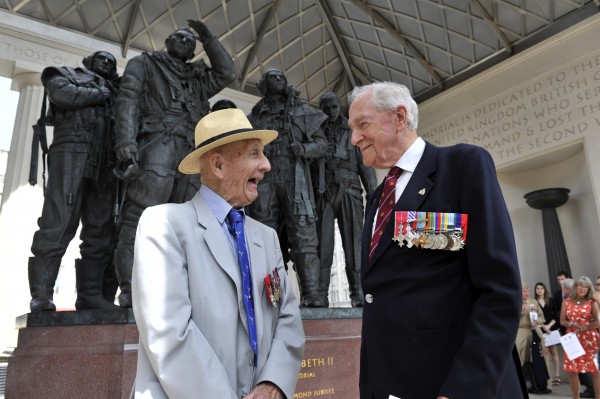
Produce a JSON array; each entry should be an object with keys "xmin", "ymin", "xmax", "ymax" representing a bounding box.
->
[{"xmin": 131, "ymin": 108, "xmax": 305, "ymax": 398}]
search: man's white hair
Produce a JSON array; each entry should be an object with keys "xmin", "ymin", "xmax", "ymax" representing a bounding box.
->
[{"xmin": 348, "ymin": 82, "xmax": 419, "ymax": 130}]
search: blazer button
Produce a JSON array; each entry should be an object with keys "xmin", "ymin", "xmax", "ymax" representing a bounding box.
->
[{"xmin": 365, "ymin": 294, "xmax": 373, "ymax": 303}]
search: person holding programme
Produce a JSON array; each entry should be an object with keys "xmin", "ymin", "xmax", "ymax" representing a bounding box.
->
[
  {"xmin": 517, "ymin": 282, "xmax": 545, "ymax": 366},
  {"xmin": 519, "ymin": 282, "xmax": 552, "ymax": 394},
  {"xmin": 560, "ymin": 276, "xmax": 600, "ymax": 399},
  {"xmin": 131, "ymin": 109, "xmax": 305, "ymax": 398},
  {"xmin": 348, "ymin": 82, "xmax": 525, "ymax": 399},
  {"xmin": 535, "ymin": 281, "xmax": 561, "ymax": 385},
  {"xmin": 559, "ymin": 278, "xmax": 596, "ymax": 397}
]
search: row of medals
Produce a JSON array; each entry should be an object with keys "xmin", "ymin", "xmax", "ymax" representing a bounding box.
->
[{"xmin": 394, "ymin": 228, "xmax": 465, "ymax": 251}]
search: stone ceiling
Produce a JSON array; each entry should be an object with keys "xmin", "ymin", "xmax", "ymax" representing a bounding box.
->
[{"xmin": 1, "ymin": 0, "xmax": 598, "ymax": 105}]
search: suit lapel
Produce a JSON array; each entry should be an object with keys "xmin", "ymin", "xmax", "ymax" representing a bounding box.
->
[
  {"xmin": 193, "ymin": 194, "xmax": 239, "ymax": 282},
  {"xmin": 192, "ymin": 194, "xmax": 247, "ymax": 330},
  {"xmin": 362, "ymin": 184, "xmax": 382, "ymax": 275},
  {"xmin": 368, "ymin": 143, "xmax": 437, "ymax": 268},
  {"xmin": 246, "ymin": 220, "xmax": 267, "ymax": 353}
]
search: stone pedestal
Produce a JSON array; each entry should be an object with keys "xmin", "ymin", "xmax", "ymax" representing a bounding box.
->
[
  {"xmin": 295, "ymin": 308, "xmax": 361, "ymax": 398},
  {"xmin": 524, "ymin": 187, "xmax": 571, "ymax": 293},
  {"xmin": 5, "ymin": 309, "xmax": 137, "ymax": 399},
  {"xmin": 6, "ymin": 308, "xmax": 361, "ymax": 399}
]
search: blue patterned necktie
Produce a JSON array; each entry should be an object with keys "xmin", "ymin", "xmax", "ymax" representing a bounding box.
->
[{"xmin": 227, "ymin": 209, "xmax": 258, "ymax": 366}]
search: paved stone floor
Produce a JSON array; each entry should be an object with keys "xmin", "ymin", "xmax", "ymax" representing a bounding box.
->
[
  {"xmin": 529, "ymin": 376, "xmax": 598, "ymax": 399},
  {"xmin": 528, "ymin": 343, "xmax": 599, "ymax": 399},
  {"xmin": 529, "ymin": 380, "xmax": 573, "ymax": 399}
]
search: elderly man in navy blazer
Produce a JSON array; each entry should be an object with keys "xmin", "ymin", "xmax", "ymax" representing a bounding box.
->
[{"xmin": 348, "ymin": 82, "xmax": 526, "ymax": 399}]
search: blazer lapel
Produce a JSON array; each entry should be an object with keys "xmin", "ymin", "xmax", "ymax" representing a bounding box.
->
[
  {"xmin": 246, "ymin": 221, "xmax": 267, "ymax": 356},
  {"xmin": 369, "ymin": 143, "xmax": 437, "ymax": 266},
  {"xmin": 362, "ymin": 183, "xmax": 383, "ymax": 275},
  {"xmin": 192, "ymin": 194, "xmax": 246, "ymax": 328},
  {"xmin": 193, "ymin": 194, "xmax": 239, "ymax": 280}
]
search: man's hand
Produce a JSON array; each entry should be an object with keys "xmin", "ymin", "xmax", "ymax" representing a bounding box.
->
[
  {"xmin": 245, "ymin": 382, "xmax": 284, "ymax": 399},
  {"xmin": 289, "ymin": 142, "xmax": 305, "ymax": 157},
  {"xmin": 187, "ymin": 19, "xmax": 213, "ymax": 42},
  {"xmin": 116, "ymin": 143, "xmax": 139, "ymax": 163}
]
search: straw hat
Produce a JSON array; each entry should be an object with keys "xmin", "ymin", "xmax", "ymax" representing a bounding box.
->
[{"xmin": 178, "ymin": 108, "xmax": 278, "ymax": 174}]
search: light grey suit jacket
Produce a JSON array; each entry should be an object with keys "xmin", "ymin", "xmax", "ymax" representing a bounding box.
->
[{"xmin": 131, "ymin": 192, "xmax": 305, "ymax": 398}]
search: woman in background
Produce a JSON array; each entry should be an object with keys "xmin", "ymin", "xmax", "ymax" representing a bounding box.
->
[
  {"xmin": 535, "ymin": 282, "xmax": 561, "ymax": 385},
  {"xmin": 560, "ymin": 276, "xmax": 600, "ymax": 399}
]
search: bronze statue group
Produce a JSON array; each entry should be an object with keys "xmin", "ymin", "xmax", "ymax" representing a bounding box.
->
[
  {"xmin": 26, "ymin": 19, "xmax": 530, "ymax": 399},
  {"xmin": 27, "ymin": 19, "xmax": 374, "ymax": 312}
]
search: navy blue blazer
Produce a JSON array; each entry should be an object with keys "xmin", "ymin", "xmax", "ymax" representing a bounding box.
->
[{"xmin": 359, "ymin": 142, "xmax": 526, "ymax": 399}]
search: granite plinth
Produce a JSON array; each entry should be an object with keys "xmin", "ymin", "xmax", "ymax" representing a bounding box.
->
[
  {"xmin": 15, "ymin": 307, "xmax": 135, "ymax": 328},
  {"xmin": 6, "ymin": 308, "xmax": 361, "ymax": 399},
  {"xmin": 7, "ymin": 309, "xmax": 138, "ymax": 399},
  {"xmin": 296, "ymin": 310, "xmax": 362, "ymax": 399}
]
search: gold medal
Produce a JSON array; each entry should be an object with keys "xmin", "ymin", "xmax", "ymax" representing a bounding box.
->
[
  {"xmin": 418, "ymin": 233, "xmax": 429, "ymax": 248},
  {"xmin": 411, "ymin": 236, "xmax": 421, "ymax": 248}
]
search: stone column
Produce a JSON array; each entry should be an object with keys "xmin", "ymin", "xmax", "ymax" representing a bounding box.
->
[
  {"xmin": 583, "ymin": 134, "xmax": 600, "ymax": 224},
  {"xmin": 0, "ymin": 71, "xmax": 46, "ymax": 351},
  {"xmin": 524, "ymin": 188, "xmax": 571, "ymax": 293},
  {"xmin": 0, "ymin": 71, "xmax": 45, "ymax": 212}
]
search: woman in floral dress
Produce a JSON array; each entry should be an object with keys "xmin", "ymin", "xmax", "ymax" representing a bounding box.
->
[{"xmin": 561, "ymin": 276, "xmax": 600, "ymax": 399}]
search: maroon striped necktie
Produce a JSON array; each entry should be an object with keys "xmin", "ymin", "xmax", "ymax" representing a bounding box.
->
[{"xmin": 369, "ymin": 166, "xmax": 402, "ymax": 261}]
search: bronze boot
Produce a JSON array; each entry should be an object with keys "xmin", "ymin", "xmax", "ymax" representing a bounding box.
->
[
  {"xmin": 346, "ymin": 266, "xmax": 364, "ymax": 308},
  {"xmin": 74, "ymin": 258, "xmax": 120, "ymax": 310},
  {"xmin": 28, "ymin": 256, "xmax": 61, "ymax": 312}
]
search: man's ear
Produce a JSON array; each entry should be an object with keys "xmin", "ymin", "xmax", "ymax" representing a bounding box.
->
[
  {"xmin": 209, "ymin": 153, "xmax": 225, "ymax": 179},
  {"xmin": 395, "ymin": 106, "xmax": 407, "ymax": 126}
]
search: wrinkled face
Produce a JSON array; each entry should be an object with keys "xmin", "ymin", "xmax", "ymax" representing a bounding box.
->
[
  {"xmin": 535, "ymin": 285, "xmax": 545, "ymax": 298},
  {"xmin": 265, "ymin": 70, "xmax": 287, "ymax": 95},
  {"xmin": 91, "ymin": 52, "xmax": 116, "ymax": 79},
  {"xmin": 575, "ymin": 284, "xmax": 589, "ymax": 298},
  {"xmin": 348, "ymin": 92, "xmax": 404, "ymax": 169},
  {"xmin": 522, "ymin": 288, "xmax": 530, "ymax": 300},
  {"xmin": 219, "ymin": 139, "xmax": 271, "ymax": 208},
  {"xmin": 321, "ymin": 99, "xmax": 340, "ymax": 121},
  {"xmin": 165, "ymin": 29, "xmax": 196, "ymax": 61}
]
